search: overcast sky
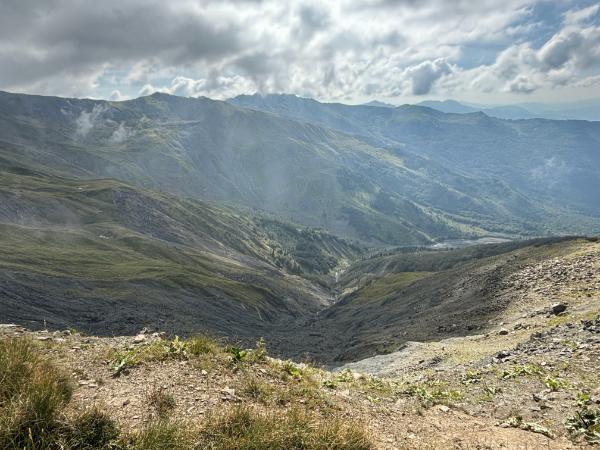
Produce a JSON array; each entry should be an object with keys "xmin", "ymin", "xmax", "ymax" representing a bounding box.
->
[{"xmin": 1, "ymin": 0, "xmax": 599, "ymax": 105}]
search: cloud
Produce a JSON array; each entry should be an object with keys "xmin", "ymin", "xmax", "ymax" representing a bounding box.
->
[
  {"xmin": 450, "ymin": 5, "xmax": 600, "ymax": 97},
  {"xmin": 530, "ymin": 157, "xmax": 571, "ymax": 188},
  {"xmin": 405, "ymin": 59, "xmax": 453, "ymax": 95},
  {"xmin": 538, "ymin": 31, "xmax": 584, "ymax": 70},
  {"xmin": 109, "ymin": 122, "xmax": 132, "ymax": 144},
  {"xmin": 0, "ymin": 0, "xmax": 598, "ymax": 103},
  {"xmin": 109, "ymin": 90, "xmax": 127, "ymax": 101},
  {"xmin": 564, "ymin": 3, "xmax": 599, "ymax": 26},
  {"xmin": 75, "ymin": 104, "xmax": 108, "ymax": 137}
]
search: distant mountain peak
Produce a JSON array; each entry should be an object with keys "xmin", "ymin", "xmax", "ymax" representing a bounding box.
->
[{"xmin": 363, "ymin": 100, "xmax": 395, "ymax": 108}]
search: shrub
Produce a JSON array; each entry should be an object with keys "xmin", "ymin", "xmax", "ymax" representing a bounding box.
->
[
  {"xmin": 185, "ymin": 335, "xmax": 219, "ymax": 356},
  {"xmin": 239, "ymin": 376, "xmax": 273, "ymax": 403},
  {"xmin": 544, "ymin": 376, "xmax": 567, "ymax": 392},
  {"xmin": 404, "ymin": 381, "xmax": 463, "ymax": 405},
  {"xmin": 109, "ymin": 335, "xmax": 223, "ymax": 376},
  {"xmin": 499, "ymin": 364, "xmax": 543, "ymax": 380},
  {"xmin": 0, "ymin": 338, "xmax": 121, "ymax": 449}
]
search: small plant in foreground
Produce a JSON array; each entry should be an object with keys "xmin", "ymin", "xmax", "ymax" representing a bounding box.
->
[
  {"xmin": 108, "ymin": 335, "xmax": 223, "ymax": 376},
  {"xmin": 404, "ymin": 381, "xmax": 463, "ymax": 405},
  {"xmin": 283, "ymin": 361, "xmax": 303, "ymax": 380},
  {"xmin": 127, "ymin": 419, "xmax": 189, "ymax": 450},
  {"xmin": 498, "ymin": 416, "xmax": 555, "ymax": 439},
  {"xmin": 147, "ymin": 385, "xmax": 177, "ymax": 418},
  {"xmin": 577, "ymin": 392, "xmax": 592, "ymax": 407},
  {"xmin": 239, "ymin": 376, "xmax": 273, "ymax": 403},
  {"xmin": 185, "ymin": 335, "xmax": 219, "ymax": 356},
  {"xmin": 544, "ymin": 376, "xmax": 567, "ymax": 392},
  {"xmin": 499, "ymin": 364, "xmax": 543, "ymax": 380},
  {"xmin": 0, "ymin": 338, "xmax": 73, "ymax": 449},
  {"xmin": 0, "ymin": 338, "xmax": 119, "ymax": 449},
  {"xmin": 228, "ymin": 346, "xmax": 248, "ymax": 365},
  {"xmin": 462, "ymin": 370, "xmax": 482, "ymax": 384},
  {"xmin": 65, "ymin": 408, "xmax": 120, "ymax": 449},
  {"xmin": 565, "ymin": 407, "xmax": 600, "ymax": 444}
]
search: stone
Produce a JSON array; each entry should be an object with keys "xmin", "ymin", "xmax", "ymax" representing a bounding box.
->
[
  {"xmin": 498, "ymin": 328, "xmax": 509, "ymax": 335},
  {"xmin": 550, "ymin": 303, "xmax": 567, "ymax": 315}
]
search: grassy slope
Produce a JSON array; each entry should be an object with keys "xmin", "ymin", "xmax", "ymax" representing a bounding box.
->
[
  {"xmin": 0, "ymin": 167, "xmax": 363, "ymax": 338},
  {"xmin": 230, "ymin": 94, "xmax": 600, "ymax": 234},
  {"xmin": 0, "ymin": 90, "xmax": 555, "ymax": 245}
]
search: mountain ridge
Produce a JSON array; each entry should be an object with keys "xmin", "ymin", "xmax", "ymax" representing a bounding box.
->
[{"xmin": 1, "ymin": 89, "xmax": 558, "ymax": 246}]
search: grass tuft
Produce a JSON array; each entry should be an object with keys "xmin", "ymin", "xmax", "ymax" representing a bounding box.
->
[
  {"xmin": 64, "ymin": 408, "xmax": 120, "ymax": 450},
  {"xmin": 196, "ymin": 405, "xmax": 374, "ymax": 449},
  {"xmin": 0, "ymin": 338, "xmax": 73, "ymax": 449}
]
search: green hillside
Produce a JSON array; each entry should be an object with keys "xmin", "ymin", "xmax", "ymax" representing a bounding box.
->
[
  {"xmin": 230, "ymin": 94, "xmax": 600, "ymax": 232},
  {"xmin": 0, "ymin": 166, "xmax": 362, "ymax": 338},
  {"xmin": 0, "ymin": 91, "xmax": 561, "ymax": 245}
]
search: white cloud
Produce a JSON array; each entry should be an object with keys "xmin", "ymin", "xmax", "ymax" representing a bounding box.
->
[
  {"xmin": 564, "ymin": 3, "xmax": 600, "ymax": 26},
  {"xmin": 0, "ymin": 0, "xmax": 598, "ymax": 103},
  {"xmin": 109, "ymin": 122, "xmax": 131, "ymax": 144},
  {"xmin": 75, "ymin": 104, "xmax": 107, "ymax": 137}
]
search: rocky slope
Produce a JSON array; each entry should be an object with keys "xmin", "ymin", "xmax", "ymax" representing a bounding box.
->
[
  {"xmin": 271, "ymin": 237, "xmax": 597, "ymax": 363},
  {"xmin": 1, "ymin": 237, "xmax": 598, "ymax": 448}
]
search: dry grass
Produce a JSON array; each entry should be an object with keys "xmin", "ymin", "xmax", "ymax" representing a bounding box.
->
[
  {"xmin": 195, "ymin": 406, "xmax": 374, "ymax": 449},
  {"xmin": 0, "ymin": 337, "xmax": 375, "ymax": 449}
]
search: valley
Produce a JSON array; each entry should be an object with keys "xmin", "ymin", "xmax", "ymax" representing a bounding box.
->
[
  {"xmin": 1, "ymin": 90, "xmax": 599, "ymax": 366},
  {"xmin": 0, "ymin": 90, "xmax": 599, "ymax": 448},
  {"xmin": 1, "ymin": 237, "xmax": 598, "ymax": 448}
]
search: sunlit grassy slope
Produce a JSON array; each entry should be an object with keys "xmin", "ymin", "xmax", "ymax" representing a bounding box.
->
[{"xmin": 0, "ymin": 166, "xmax": 363, "ymax": 337}]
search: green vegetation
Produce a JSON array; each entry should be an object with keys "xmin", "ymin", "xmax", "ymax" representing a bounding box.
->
[
  {"xmin": 0, "ymin": 168, "xmax": 364, "ymax": 339},
  {"xmin": 342, "ymin": 236, "xmax": 578, "ymax": 286},
  {"xmin": 230, "ymin": 93, "xmax": 600, "ymax": 238},
  {"xmin": 403, "ymin": 381, "xmax": 463, "ymax": 406},
  {"xmin": 566, "ymin": 407, "xmax": 600, "ymax": 444},
  {"xmin": 0, "ymin": 338, "xmax": 118, "ymax": 449},
  {"xmin": 108, "ymin": 335, "xmax": 224, "ymax": 376},
  {"xmin": 147, "ymin": 386, "xmax": 177, "ymax": 419},
  {"xmin": 544, "ymin": 376, "xmax": 568, "ymax": 392},
  {"xmin": 127, "ymin": 420, "xmax": 188, "ymax": 450},
  {"xmin": 499, "ymin": 364, "xmax": 544, "ymax": 380},
  {"xmin": 347, "ymin": 272, "xmax": 433, "ymax": 303},
  {"xmin": 0, "ymin": 337, "xmax": 373, "ymax": 449},
  {"xmin": 195, "ymin": 406, "xmax": 373, "ymax": 449},
  {"xmin": 499, "ymin": 416, "xmax": 555, "ymax": 439}
]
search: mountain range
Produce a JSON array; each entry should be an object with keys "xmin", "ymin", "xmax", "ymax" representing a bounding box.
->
[
  {"xmin": 1, "ymin": 89, "xmax": 600, "ymax": 362},
  {"xmin": 230, "ymin": 93, "xmax": 600, "ymax": 226},
  {"xmin": 414, "ymin": 98, "xmax": 600, "ymax": 121}
]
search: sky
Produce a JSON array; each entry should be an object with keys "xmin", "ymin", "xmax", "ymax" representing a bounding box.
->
[{"xmin": 1, "ymin": 0, "xmax": 599, "ymax": 105}]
